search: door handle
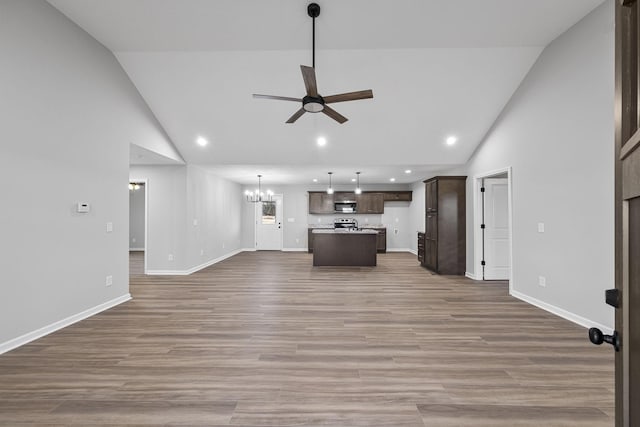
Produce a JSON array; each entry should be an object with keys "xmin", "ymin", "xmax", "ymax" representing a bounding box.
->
[{"xmin": 588, "ymin": 328, "xmax": 620, "ymax": 352}]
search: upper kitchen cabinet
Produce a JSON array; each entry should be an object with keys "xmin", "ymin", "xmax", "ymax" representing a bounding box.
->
[
  {"xmin": 422, "ymin": 176, "xmax": 466, "ymax": 275},
  {"xmin": 381, "ymin": 191, "xmax": 413, "ymax": 202},
  {"xmin": 308, "ymin": 191, "xmax": 408, "ymax": 214},
  {"xmin": 333, "ymin": 192, "xmax": 356, "ymax": 202},
  {"xmin": 426, "ymin": 180, "xmax": 438, "ymax": 213},
  {"xmin": 308, "ymin": 192, "xmax": 334, "ymax": 214},
  {"xmin": 356, "ymin": 193, "xmax": 384, "ymax": 214}
]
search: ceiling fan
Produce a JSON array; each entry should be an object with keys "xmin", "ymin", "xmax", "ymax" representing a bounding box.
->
[{"xmin": 253, "ymin": 3, "xmax": 373, "ymax": 124}]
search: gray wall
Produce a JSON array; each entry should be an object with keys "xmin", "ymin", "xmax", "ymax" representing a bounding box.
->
[
  {"xmin": 241, "ymin": 184, "xmax": 414, "ymax": 250},
  {"xmin": 185, "ymin": 165, "xmax": 243, "ymax": 269},
  {"xmin": 129, "ymin": 184, "xmax": 145, "ymax": 250},
  {"xmin": 130, "ymin": 165, "xmax": 243, "ymax": 272},
  {"xmin": 0, "ymin": 0, "xmax": 178, "ymax": 346},
  {"xmin": 463, "ymin": 1, "xmax": 615, "ymax": 329}
]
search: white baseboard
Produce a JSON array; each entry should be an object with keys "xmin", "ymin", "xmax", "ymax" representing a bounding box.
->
[
  {"xmin": 282, "ymin": 248, "xmax": 308, "ymax": 252},
  {"xmin": 465, "ymin": 272, "xmax": 479, "ymax": 280},
  {"xmin": 242, "ymin": 247, "xmax": 257, "ymax": 252},
  {"xmin": 0, "ymin": 294, "xmax": 131, "ymax": 355},
  {"xmin": 387, "ymin": 248, "xmax": 414, "ymax": 253},
  {"xmin": 129, "ymin": 248, "xmax": 145, "ymax": 252},
  {"xmin": 511, "ymin": 290, "xmax": 613, "ymax": 334},
  {"xmin": 147, "ymin": 249, "xmax": 243, "ymax": 276}
]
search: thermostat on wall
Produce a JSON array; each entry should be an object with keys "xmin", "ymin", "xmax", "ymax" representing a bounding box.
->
[{"xmin": 77, "ymin": 202, "xmax": 90, "ymax": 213}]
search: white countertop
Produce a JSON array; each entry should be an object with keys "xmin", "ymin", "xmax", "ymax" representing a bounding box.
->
[{"xmin": 312, "ymin": 229, "xmax": 378, "ymax": 234}]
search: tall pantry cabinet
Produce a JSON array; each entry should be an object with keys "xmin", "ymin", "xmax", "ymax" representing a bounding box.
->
[{"xmin": 422, "ymin": 176, "xmax": 466, "ymax": 275}]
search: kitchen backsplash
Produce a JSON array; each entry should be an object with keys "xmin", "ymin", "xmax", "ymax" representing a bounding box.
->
[{"xmin": 308, "ymin": 214, "xmax": 384, "ymax": 226}]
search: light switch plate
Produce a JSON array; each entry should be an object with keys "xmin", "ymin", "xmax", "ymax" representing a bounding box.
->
[
  {"xmin": 106, "ymin": 222, "xmax": 113, "ymax": 233},
  {"xmin": 537, "ymin": 222, "xmax": 545, "ymax": 233}
]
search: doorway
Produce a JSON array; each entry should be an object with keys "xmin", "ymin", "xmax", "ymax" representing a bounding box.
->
[
  {"xmin": 255, "ymin": 194, "xmax": 283, "ymax": 250},
  {"xmin": 473, "ymin": 168, "xmax": 513, "ymax": 285},
  {"xmin": 129, "ymin": 179, "xmax": 148, "ymax": 274}
]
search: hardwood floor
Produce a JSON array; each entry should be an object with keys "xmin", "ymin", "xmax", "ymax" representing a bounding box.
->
[{"xmin": 0, "ymin": 251, "xmax": 614, "ymax": 426}]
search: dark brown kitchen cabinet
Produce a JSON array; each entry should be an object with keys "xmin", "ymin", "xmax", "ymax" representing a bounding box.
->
[
  {"xmin": 333, "ymin": 192, "xmax": 356, "ymax": 202},
  {"xmin": 375, "ymin": 228, "xmax": 387, "ymax": 252},
  {"xmin": 356, "ymin": 193, "xmax": 384, "ymax": 214},
  {"xmin": 422, "ymin": 176, "xmax": 466, "ymax": 275},
  {"xmin": 307, "ymin": 228, "xmax": 315, "ymax": 253},
  {"xmin": 308, "ymin": 192, "xmax": 334, "ymax": 214},
  {"xmin": 381, "ymin": 191, "xmax": 413, "ymax": 202},
  {"xmin": 361, "ymin": 226, "xmax": 386, "ymax": 252},
  {"xmin": 426, "ymin": 180, "xmax": 438, "ymax": 213}
]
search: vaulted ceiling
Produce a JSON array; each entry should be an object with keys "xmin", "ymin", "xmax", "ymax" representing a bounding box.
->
[{"xmin": 48, "ymin": 0, "xmax": 604, "ymax": 184}]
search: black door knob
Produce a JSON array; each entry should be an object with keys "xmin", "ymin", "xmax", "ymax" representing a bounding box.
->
[{"xmin": 588, "ymin": 327, "xmax": 620, "ymax": 352}]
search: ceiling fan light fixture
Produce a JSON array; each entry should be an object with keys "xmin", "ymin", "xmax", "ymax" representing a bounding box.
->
[{"xmin": 303, "ymin": 96, "xmax": 324, "ymax": 113}]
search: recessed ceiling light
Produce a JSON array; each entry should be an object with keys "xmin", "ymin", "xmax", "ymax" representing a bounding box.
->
[
  {"xmin": 404, "ymin": 169, "xmax": 412, "ymax": 174},
  {"xmin": 196, "ymin": 136, "xmax": 208, "ymax": 147},
  {"xmin": 351, "ymin": 178, "xmax": 356, "ymax": 182},
  {"xmin": 313, "ymin": 178, "xmax": 318, "ymax": 182},
  {"xmin": 446, "ymin": 136, "xmax": 457, "ymax": 146},
  {"xmin": 390, "ymin": 178, "xmax": 396, "ymax": 182},
  {"xmin": 317, "ymin": 136, "xmax": 327, "ymax": 147}
]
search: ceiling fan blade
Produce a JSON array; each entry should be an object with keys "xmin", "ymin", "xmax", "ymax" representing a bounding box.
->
[
  {"xmin": 253, "ymin": 94, "xmax": 302, "ymax": 102},
  {"xmin": 323, "ymin": 90, "xmax": 374, "ymax": 104},
  {"xmin": 286, "ymin": 108, "xmax": 306, "ymax": 124},
  {"xmin": 322, "ymin": 105, "xmax": 348, "ymax": 124},
  {"xmin": 300, "ymin": 65, "xmax": 318, "ymax": 97}
]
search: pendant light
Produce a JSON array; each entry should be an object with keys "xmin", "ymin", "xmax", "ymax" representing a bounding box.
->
[
  {"xmin": 327, "ymin": 172, "xmax": 334, "ymax": 194},
  {"xmin": 245, "ymin": 174, "xmax": 273, "ymax": 203},
  {"xmin": 355, "ymin": 172, "xmax": 362, "ymax": 195}
]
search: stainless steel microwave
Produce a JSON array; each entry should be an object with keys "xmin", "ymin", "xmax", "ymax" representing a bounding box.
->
[{"xmin": 334, "ymin": 201, "xmax": 357, "ymax": 213}]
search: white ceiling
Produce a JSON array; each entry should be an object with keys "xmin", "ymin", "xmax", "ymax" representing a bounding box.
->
[{"xmin": 48, "ymin": 0, "xmax": 604, "ymax": 184}]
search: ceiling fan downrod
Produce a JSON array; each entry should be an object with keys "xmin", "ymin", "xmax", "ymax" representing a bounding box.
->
[{"xmin": 308, "ymin": 3, "xmax": 320, "ymax": 69}]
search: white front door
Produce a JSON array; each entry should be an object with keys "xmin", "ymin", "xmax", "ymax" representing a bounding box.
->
[
  {"xmin": 256, "ymin": 194, "xmax": 283, "ymax": 250},
  {"xmin": 484, "ymin": 178, "xmax": 510, "ymax": 280}
]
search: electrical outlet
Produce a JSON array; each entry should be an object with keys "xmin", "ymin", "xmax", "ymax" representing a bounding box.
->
[
  {"xmin": 200, "ymin": 249, "xmax": 204, "ymax": 256},
  {"xmin": 538, "ymin": 276, "xmax": 546, "ymax": 287},
  {"xmin": 168, "ymin": 254, "xmax": 174, "ymax": 261},
  {"xmin": 105, "ymin": 275, "xmax": 113, "ymax": 287},
  {"xmin": 193, "ymin": 219, "xmax": 198, "ymax": 226},
  {"xmin": 132, "ymin": 237, "xmax": 136, "ymax": 243},
  {"xmin": 222, "ymin": 242, "xmax": 225, "ymax": 249},
  {"xmin": 106, "ymin": 222, "xmax": 113, "ymax": 233},
  {"xmin": 295, "ymin": 238, "xmax": 300, "ymax": 244},
  {"xmin": 538, "ymin": 222, "xmax": 545, "ymax": 233}
]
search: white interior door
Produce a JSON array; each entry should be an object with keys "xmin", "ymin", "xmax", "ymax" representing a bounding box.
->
[
  {"xmin": 256, "ymin": 194, "xmax": 283, "ymax": 250},
  {"xmin": 484, "ymin": 178, "xmax": 510, "ymax": 280}
]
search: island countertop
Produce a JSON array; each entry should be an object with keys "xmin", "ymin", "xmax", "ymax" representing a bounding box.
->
[{"xmin": 312, "ymin": 229, "xmax": 378, "ymax": 234}]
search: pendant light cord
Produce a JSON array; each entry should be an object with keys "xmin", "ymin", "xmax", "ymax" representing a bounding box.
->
[{"xmin": 312, "ymin": 16, "xmax": 316, "ymax": 69}]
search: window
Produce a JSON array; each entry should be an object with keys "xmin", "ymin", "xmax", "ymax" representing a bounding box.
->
[{"xmin": 261, "ymin": 201, "xmax": 276, "ymax": 224}]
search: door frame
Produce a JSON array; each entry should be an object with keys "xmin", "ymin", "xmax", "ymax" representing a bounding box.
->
[
  {"xmin": 129, "ymin": 177, "xmax": 149, "ymax": 274},
  {"xmin": 472, "ymin": 166, "xmax": 513, "ymax": 291},
  {"xmin": 254, "ymin": 193, "xmax": 284, "ymax": 251}
]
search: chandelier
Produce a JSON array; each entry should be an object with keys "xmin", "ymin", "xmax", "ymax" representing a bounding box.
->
[{"xmin": 245, "ymin": 174, "xmax": 273, "ymax": 203}]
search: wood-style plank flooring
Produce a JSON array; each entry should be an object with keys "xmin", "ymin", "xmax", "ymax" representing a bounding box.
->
[{"xmin": 0, "ymin": 251, "xmax": 614, "ymax": 426}]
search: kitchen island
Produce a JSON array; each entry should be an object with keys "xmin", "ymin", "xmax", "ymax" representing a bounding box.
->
[{"xmin": 311, "ymin": 229, "xmax": 378, "ymax": 266}]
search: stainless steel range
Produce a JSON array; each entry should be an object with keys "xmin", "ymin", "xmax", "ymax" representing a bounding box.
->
[{"xmin": 334, "ymin": 218, "xmax": 358, "ymax": 229}]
